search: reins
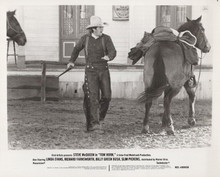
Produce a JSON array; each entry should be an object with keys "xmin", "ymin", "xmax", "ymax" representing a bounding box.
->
[
  {"xmin": 177, "ymin": 29, "xmax": 206, "ymax": 93},
  {"xmin": 194, "ymin": 51, "xmax": 205, "ymax": 93}
]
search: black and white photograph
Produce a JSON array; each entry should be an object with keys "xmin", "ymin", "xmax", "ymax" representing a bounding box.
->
[{"xmin": 0, "ymin": 0, "xmax": 220, "ymax": 177}]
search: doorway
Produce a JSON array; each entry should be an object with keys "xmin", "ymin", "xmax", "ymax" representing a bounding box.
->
[{"xmin": 59, "ymin": 5, "xmax": 94, "ymax": 63}]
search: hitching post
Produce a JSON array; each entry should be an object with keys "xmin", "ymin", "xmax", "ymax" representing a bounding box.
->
[{"xmin": 41, "ymin": 61, "xmax": 46, "ymax": 102}]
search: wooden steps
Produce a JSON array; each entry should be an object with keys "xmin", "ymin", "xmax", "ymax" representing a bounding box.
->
[{"xmin": 7, "ymin": 75, "xmax": 59, "ymax": 101}]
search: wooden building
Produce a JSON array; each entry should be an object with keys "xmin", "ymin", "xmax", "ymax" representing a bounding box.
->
[{"xmin": 7, "ymin": 5, "xmax": 213, "ymax": 100}]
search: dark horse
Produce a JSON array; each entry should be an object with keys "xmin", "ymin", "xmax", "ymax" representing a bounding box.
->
[
  {"xmin": 129, "ymin": 16, "xmax": 211, "ymax": 135},
  {"xmin": 7, "ymin": 10, "xmax": 26, "ymax": 46}
]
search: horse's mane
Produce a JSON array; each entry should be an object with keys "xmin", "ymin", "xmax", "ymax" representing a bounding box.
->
[
  {"xmin": 177, "ymin": 18, "xmax": 202, "ymax": 34},
  {"xmin": 7, "ymin": 11, "xmax": 21, "ymax": 30}
]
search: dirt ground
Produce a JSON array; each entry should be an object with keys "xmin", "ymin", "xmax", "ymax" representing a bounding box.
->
[{"xmin": 7, "ymin": 98, "xmax": 212, "ymax": 150}]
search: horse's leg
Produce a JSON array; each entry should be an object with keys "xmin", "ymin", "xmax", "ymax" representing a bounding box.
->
[
  {"xmin": 184, "ymin": 83, "xmax": 196, "ymax": 126},
  {"xmin": 162, "ymin": 87, "xmax": 181, "ymax": 135},
  {"xmin": 142, "ymin": 100, "xmax": 153, "ymax": 133}
]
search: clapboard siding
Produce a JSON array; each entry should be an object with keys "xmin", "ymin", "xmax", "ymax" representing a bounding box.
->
[
  {"xmin": 26, "ymin": 33, "xmax": 58, "ymax": 38},
  {"xmin": 24, "ymin": 38, "xmax": 58, "ymax": 43},
  {"xmin": 129, "ymin": 6, "xmax": 156, "ymax": 48},
  {"xmin": 24, "ymin": 21, "xmax": 58, "ymax": 28},
  {"xmin": 23, "ymin": 6, "xmax": 59, "ymax": 62},
  {"xmin": 25, "ymin": 47, "xmax": 59, "ymax": 53},
  {"xmin": 95, "ymin": 6, "xmax": 132, "ymax": 64},
  {"xmin": 24, "ymin": 41, "xmax": 59, "ymax": 47},
  {"xmin": 11, "ymin": 5, "xmax": 213, "ymax": 66}
]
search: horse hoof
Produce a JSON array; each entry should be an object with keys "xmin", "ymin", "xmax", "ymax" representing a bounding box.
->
[
  {"xmin": 166, "ymin": 130, "xmax": 175, "ymax": 135},
  {"xmin": 141, "ymin": 129, "xmax": 150, "ymax": 134},
  {"xmin": 188, "ymin": 118, "xmax": 196, "ymax": 126},
  {"xmin": 166, "ymin": 125, "xmax": 175, "ymax": 135},
  {"xmin": 141, "ymin": 125, "xmax": 150, "ymax": 134},
  {"xmin": 158, "ymin": 129, "xmax": 167, "ymax": 135}
]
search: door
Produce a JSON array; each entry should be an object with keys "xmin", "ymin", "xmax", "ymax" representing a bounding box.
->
[
  {"xmin": 156, "ymin": 6, "xmax": 192, "ymax": 29},
  {"xmin": 59, "ymin": 5, "xmax": 94, "ymax": 63}
]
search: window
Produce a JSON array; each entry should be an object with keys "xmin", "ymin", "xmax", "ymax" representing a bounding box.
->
[{"xmin": 156, "ymin": 6, "xmax": 192, "ymax": 29}]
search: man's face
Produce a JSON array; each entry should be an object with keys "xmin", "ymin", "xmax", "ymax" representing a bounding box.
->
[{"xmin": 93, "ymin": 26, "xmax": 104, "ymax": 36}]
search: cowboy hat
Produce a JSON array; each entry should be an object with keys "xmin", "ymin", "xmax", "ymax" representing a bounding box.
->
[{"xmin": 86, "ymin": 16, "xmax": 107, "ymax": 29}]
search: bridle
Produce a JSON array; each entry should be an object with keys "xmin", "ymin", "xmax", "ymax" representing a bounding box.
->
[
  {"xmin": 7, "ymin": 16, "xmax": 24, "ymax": 39},
  {"xmin": 191, "ymin": 24, "xmax": 208, "ymax": 93},
  {"xmin": 194, "ymin": 51, "xmax": 206, "ymax": 93},
  {"xmin": 194, "ymin": 24, "xmax": 208, "ymax": 53}
]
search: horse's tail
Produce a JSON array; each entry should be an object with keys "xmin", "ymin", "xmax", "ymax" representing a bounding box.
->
[
  {"xmin": 137, "ymin": 85, "xmax": 167, "ymax": 103},
  {"xmin": 138, "ymin": 49, "xmax": 168, "ymax": 103}
]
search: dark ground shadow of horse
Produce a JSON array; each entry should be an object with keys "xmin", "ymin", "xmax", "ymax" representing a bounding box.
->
[
  {"xmin": 7, "ymin": 10, "xmax": 26, "ymax": 46},
  {"xmin": 128, "ymin": 16, "xmax": 211, "ymax": 135}
]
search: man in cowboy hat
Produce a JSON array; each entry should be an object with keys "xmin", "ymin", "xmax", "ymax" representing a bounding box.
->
[{"xmin": 67, "ymin": 16, "xmax": 117, "ymax": 133}]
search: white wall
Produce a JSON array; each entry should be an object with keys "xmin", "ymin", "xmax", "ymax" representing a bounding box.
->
[
  {"xmin": 95, "ymin": 5, "xmax": 130, "ymax": 64},
  {"xmin": 23, "ymin": 6, "xmax": 59, "ymax": 61},
  {"xmin": 95, "ymin": 5, "xmax": 156, "ymax": 64},
  {"xmin": 129, "ymin": 5, "xmax": 156, "ymax": 48}
]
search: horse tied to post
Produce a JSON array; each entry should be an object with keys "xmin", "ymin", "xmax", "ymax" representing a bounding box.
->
[
  {"xmin": 7, "ymin": 10, "xmax": 26, "ymax": 46},
  {"xmin": 128, "ymin": 16, "xmax": 211, "ymax": 135}
]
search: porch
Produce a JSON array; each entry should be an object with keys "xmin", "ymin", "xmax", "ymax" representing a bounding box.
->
[{"xmin": 7, "ymin": 61, "xmax": 212, "ymax": 101}]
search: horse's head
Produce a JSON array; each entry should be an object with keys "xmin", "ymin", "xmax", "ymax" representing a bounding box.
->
[
  {"xmin": 7, "ymin": 10, "xmax": 27, "ymax": 46},
  {"xmin": 178, "ymin": 16, "xmax": 211, "ymax": 53},
  {"xmin": 135, "ymin": 32, "xmax": 152, "ymax": 48}
]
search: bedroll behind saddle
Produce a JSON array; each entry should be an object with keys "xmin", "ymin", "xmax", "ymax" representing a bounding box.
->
[{"xmin": 128, "ymin": 26, "xmax": 199, "ymax": 65}]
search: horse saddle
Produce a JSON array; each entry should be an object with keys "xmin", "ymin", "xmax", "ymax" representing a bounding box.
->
[{"xmin": 129, "ymin": 26, "xmax": 199, "ymax": 65}]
